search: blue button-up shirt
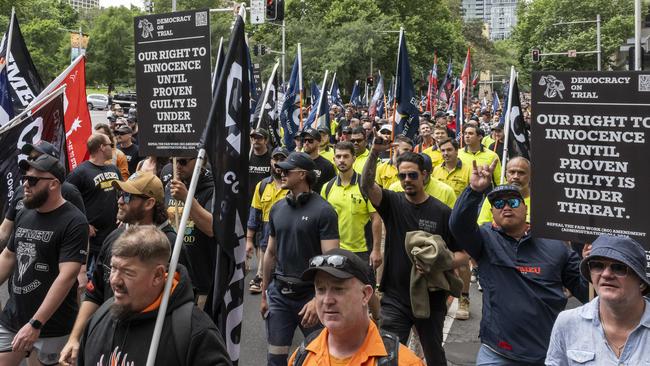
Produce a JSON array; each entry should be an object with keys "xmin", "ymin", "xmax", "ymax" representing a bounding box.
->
[{"xmin": 546, "ymin": 297, "xmax": 650, "ymax": 365}]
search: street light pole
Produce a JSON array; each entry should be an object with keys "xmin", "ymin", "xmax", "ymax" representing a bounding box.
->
[
  {"xmin": 282, "ymin": 20, "xmax": 286, "ymax": 85},
  {"xmin": 551, "ymin": 15, "xmax": 601, "ymax": 70},
  {"xmin": 172, "ymin": 0, "xmax": 176, "ymax": 12},
  {"xmin": 596, "ymin": 14, "xmax": 601, "ymax": 71},
  {"xmin": 635, "ymin": 0, "xmax": 642, "ymax": 70}
]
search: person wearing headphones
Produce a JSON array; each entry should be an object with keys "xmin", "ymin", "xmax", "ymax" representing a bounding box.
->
[{"xmin": 260, "ymin": 151, "xmax": 340, "ymax": 366}]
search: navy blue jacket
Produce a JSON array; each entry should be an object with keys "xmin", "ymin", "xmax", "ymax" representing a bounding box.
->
[{"xmin": 449, "ymin": 187, "xmax": 588, "ymax": 363}]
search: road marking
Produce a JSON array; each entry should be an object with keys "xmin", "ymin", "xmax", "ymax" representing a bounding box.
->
[{"xmin": 443, "ymin": 298, "xmax": 458, "ymax": 345}]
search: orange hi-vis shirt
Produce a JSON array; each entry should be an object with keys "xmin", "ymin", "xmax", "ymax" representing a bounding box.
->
[{"xmin": 288, "ymin": 321, "xmax": 424, "ymax": 366}]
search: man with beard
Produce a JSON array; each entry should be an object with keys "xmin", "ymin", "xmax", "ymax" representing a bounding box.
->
[
  {"xmin": 300, "ymin": 128, "xmax": 336, "ymax": 193},
  {"xmin": 477, "ymin": 157, "xmax": 530, "ymax": 225},
  {"xmin": 246, "ymin": 147, "xmax": 290, "ymax": 294},
  {"xmin": 249, "ymin": 128, "xmax": 272, "ymax": 198},
  {"xmin": 0, "ymin": 155, "xmax": 88, "ymax": 366},
  {"xmin": 77, "ymin": 226, "xmax": 231, "ymax": 366},
  {"xmin": 349, "ymin": 127, "xmax": 371, "ymax": 174},
  {"xmin": 166, "ymin": 156, "xmax": 215, "ymax": 308},
  {"xmin": 317, "ymin": 126, "xmax": 335, "ymax": 165},
  {"xmin": 66, "ymin": 134, "xmax": 121, "ymax": 280},
  {"xmin": 375, "ymin": 134, "xmax": 413, "ymax": 189},
  {"xmin": 59, "ymin": 172, "xmax": 183, "ymax": 366},
  {"xmin": 458, "ymin": 125, "xmax": 502, "ymax": 186},
  {"xmin": 361, "ymin": 145, "xmax": 460, "ymax": 366}
]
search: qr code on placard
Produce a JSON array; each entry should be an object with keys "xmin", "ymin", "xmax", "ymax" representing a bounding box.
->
[
  {"xmin": 639, "ymin": 75, "xmax": 650, "ymax": 91},
  {"xmin": 195, "ymin": 11, "xmax": 208, "ymax": 27}
]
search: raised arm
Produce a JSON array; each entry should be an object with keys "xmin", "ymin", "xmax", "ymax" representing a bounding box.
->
[{"xmin": 361, "ymin": 138, "xmax": 391, "ymax": 207}]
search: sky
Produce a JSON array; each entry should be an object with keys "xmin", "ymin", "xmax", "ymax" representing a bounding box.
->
[{"xmin": 99, "ymin": 0, "xmax": 144, "ymax": 8}]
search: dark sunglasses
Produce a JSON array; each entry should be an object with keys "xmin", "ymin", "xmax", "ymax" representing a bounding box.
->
[
  {"xmin": 310, "ymin": 254, "xmax": 347, "ymax": 269},
  {"xmin": 588, "ymin": 260, "xmax": 629, "ymax": 277},
  {"xmin": 279, "ymin": 168, "xmax": 306, "ymax": 176},
  {"xmin": 302, "ymin": 138, "xmax": 315, "ymax": 144},
  {"xmin": 350, "ymin": 138, "xmax": 365, "ymax": 144},
  {"xmin": 492, "ymin": 197, "xmax": 522, "ymax": 209},
  {"xmin": 115, "ymin": 132, "xmax": 129, "ymax": 136},
  {"xmin": 22, "ymin": 176, "xmax": 56, "ymax": 187},
  {"xmin": 119, "ymin": 191, "xmax": 149, "ymax": 204},
  {"xmin": 177, "ymin": 158, "xmax": 196, "ymax": 166},
  {"xmin": 398, "ymin": 172, "xmax": 419, "ymax": 180}
]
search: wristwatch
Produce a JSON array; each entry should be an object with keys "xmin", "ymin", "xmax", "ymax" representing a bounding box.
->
[{"xmin": 28, "ymin": 318, "xmax": 42, "ymax": 330}]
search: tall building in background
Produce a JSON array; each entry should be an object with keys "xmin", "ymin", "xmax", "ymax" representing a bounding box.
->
[
  {"xmin": 461, "ymin": 0, "xmax": 519, "ymax": 40},
  {"xmin": 68, "ymin": 0, "xmax": 100, "ymax": 10}
]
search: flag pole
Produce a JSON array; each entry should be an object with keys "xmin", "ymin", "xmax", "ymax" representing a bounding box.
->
[
  {"xmin": 329, "ymin": 72, "xmax": 336, "ymax": 94},
  {"xmin": 298, "ymin": 43, "xmax": 303, "ymax": 130},
  {"xmin": 391, "ymin": 27, "xmax": 403, "ymax": 135},
  {"xmin": 0, "ymin": 85, "xmax": 66, "ymax": 134},
  {"xmin": 500, "ymin": 66, "xmax": 516, "ymax": 185},
  {"xmin": 312, "ymin": 70, "xmax": 328, "ymax": 128},
  {"xmin": 4, "ymin": 8, "xmax": 15, "ymax": 65},
  {"xmin": 250, "ymin": 61, "xmax": 279, "ymax": 157},
  {"xmin": 211, "ymin": 37, "xmax": 224, "ymax": 92}
]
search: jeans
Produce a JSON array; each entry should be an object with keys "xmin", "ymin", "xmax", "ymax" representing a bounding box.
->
[
  {"xmin": 380, "ymin": 292, "xmax": 447, "ymax": 366},
  {"xmin": 266, "ymin": 280, "xmax": 321, "ymax": 366},
  {"xmin": 476, "ymin": 344, "xmax": 544, "ymax": 366}
]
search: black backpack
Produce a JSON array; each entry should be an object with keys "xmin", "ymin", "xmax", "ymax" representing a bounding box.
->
[{"xmin": 290, "ymin": 327, "xmax": 399, "ymax": 366}]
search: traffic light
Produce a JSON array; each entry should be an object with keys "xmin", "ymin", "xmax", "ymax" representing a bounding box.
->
[
  {"xmin": 266, "ymin": 0, "xmax": 284, "ymax": 21},
  {"xmin": 628, "ymin": 46, "xmax": 645, "ymax": 70},
  {"xmin": 366, "ymin": 76, "xmax": 374, "ymax": 87},
  {"xmin": 253, "ymin": 45, "xmax": 259, "ymax": 56},
  {"xmin": 531, "ymin": 48, "xmax": 541, "ymax": 63},
  {"xmin": 260, "ymin": 45, "xmax": 267, "ymax": 56}
]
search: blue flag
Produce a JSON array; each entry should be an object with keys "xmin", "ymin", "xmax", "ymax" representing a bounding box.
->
[
  {"xmin": 395, "ymin": 30, "xmax": 419, "ymax": 139},
  {"xmin": 306, "ymin": 86, "xmax": 329, "ymax": 129},
  {"xmin": 0, "ymin": 66, "xmax": 14, "ymax": 127},
  {"xmin": 492, "ymin": 91, "xmax": 500, "ymax": 115},
  {"xmin": 329, "ymin": 78, "xmax": 343, "ymax": 108},
  {"xmin": 310, "ymin": 80, "xmax": 320, "ymax": 107},
  {"xmin": 387, "ymin": 77, "xmax": 395, "ymax": 107},
  {"xmin": 369, "ymin": 75, "xmax": 385, "ymax": 119},
  {"xmin": 349, "ymin": 80, "xmax": 362, "ymax": 107},
  {"xmin": 280, "ymin": 55, "xmax": 301, "ymax": 150}
]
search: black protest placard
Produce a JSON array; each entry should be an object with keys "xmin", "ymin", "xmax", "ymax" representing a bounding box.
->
[
  {"xmin": 531, "ymin": 71, "xmax": 650, "ymax": 251},
  {"xmin": 134, "ymin": 9, "xmax": 211, "ymax": 157}
]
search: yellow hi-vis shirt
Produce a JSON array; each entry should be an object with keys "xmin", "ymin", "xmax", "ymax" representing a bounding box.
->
[
  {"xmin": 482, "ymin": 135, "xmax": 495, "ymax": 148},
  {"xmin": 388, "ymin": 178, "xmax": 457, "ymax": 209},
  {"xmin": 458, "ymin": 145, "xmax": 502, "ymax": 186},
  {"xmin": 375, "ymin": 161, "xmax": 398, "ymax": 188},
  {"xmin": 421, "ymin": 146, "xmax": 443, "ymax": 169},
  {"xmin": 477, "ymin": 195, "xmax": 531, "ymax": 225},
  {"xmin": 320, "ymin": 145, "xmax": 335, "ymax": 166},
  {"xmin": 321, "ymin": 173, "xmax": 375, "ymax": 253},
  {"xmin": 432, "ymin": 160, "xmax": 471, "ymax": 197},
  {"xmin": 251, "ymin": 177, "xmax": 288, "ymax": 222},
  {"xmin": 352, "ymin": 148, "xmax": 371, "ymax": 174}
]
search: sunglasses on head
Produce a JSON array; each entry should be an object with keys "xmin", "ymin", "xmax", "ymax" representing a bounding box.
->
[
  {"xmin": 119, "ymin": 191, "xmax": 149, "ymax": 204},
  {"xmin": 22, "ymin": 175, "xmax": 56, "ymax": 187},
  {"xmin": 177, "ymin": 158, "xmax": 195, "ymax": 166},
  {"xmin": 309, "ymin": 254, "xmax": 347, "ymax": 269},
  {"xmin": 492, "ymin": 197, "xmax": 522, "ymax": 209},
  {"xmin": 588, "ymin": 260, "xmax": 629, "ymax": 277},
  {"xmin": 398, "ymin": 172, "xmax": 419, "ymax": 180}
]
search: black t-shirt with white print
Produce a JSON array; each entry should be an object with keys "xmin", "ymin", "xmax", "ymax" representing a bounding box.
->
[
  {"xmin": 248, "ymin": 151, "xmax": 271, "ymax": 198},
  {"xmin": 0, "ymin": 201, "xmax": 88, "ymax": 337}
]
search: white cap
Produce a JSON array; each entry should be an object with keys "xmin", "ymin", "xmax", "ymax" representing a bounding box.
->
[{"xmin": 379, "ymin": 124, "xmax": 393, "ymax": 133}]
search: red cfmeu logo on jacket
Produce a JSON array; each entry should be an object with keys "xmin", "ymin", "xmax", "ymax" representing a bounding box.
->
[{"xmin": 517, "ymin": 265, "xmax": 541, "ymax": 274}]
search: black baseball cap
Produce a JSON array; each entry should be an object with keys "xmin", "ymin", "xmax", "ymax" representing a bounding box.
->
[
  {"xmin": 19, "ymin": 154, "xmax": 66, "ymax": 183},
  {"xmin": 487, "ymin": 184, "xmax": 524, "ymax": 205},
  {"xmin": 317, "ymin": 126, "xmax": 330, "ymax": 135},
  {"xmin": 276, "ymin": 151, "xmax": 315, "ymax": 171},
  {"xmin": 115, "ymin": 125, "xmax": 133, "ymax": 134},
  {"xmin": 250, "ymin": 128, "xmax": 270, "ymax": 140},
  {"xmin": 21, "ymin": 140, "xmax": 60, "ymax": 159},
  {"xmin": 271, "ymin": 146, "xmax": 290, "ymax": 159},
  {"xmin": 302, "ymin": 248, "xmax": 373, "ymax": 286},
  {"xmin": 300, "ymin": 127, "xmax": 321, "ymax": 141}
]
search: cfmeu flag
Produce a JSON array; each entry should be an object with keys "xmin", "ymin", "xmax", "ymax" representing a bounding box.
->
[
  {"xmin": 329, "ymin": 76, "xmax": 343, "ymax": 109},
  {"xmin": 349, "ymin": 80, "xmax": 362, "ymax": 107},
  {"xmin": 369, "ymin": 74, "xmax": 385, "ymax": 119},
  {"xmin": 200, "ymin": 14, "xmax": 249, "ymax": 365},
  {"xmin": 34, "ymin": 56, "xmax": 92, "ymax": 170},
  {"xmin": 280, "ymin": 50, "xmax": 302, "ymax": 151},
  {"xmin": 506, "ymin": 76, "xmax": 530, "ymax": 160},
  {"xmin": 395, "ymin": 29, "xmax": 419, "ymax": 139},
  {"xmin": 0, "ymin": 63, "xmax": 14, "ymax": 126},
  {"xmin": 0, "ymin": 12, "xmax": 44, "ymax": 111},
  {"xmin": 309, "ymin": 80, "xmax": 320, "ymax": 107},
  {"xmin": 253, "ymin": 62, "xmax": 281, "ymax": 148},
  {"xmin": 0, "ymin": 88, "xmax": 64, "ymax": 214},
  {"xmin": 306, "ymin": 83, "xmax": 329, "ymax": 129}
]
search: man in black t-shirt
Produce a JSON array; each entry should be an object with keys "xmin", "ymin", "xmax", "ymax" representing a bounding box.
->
[
  {"xmin": 300, "ymin": 128, "xmax": 336, "ymax": 193},
  {"xmin": 115, "ymin": 125, "xmax": 140, "ymax": 175},
  {"xmin": 248, "ymin": 128, "xmax": 271, "ymax": 197},
  {"xmin": 260, "ymin": 152, "xmax": 339, "ymax": 366},
  {"xmin": 361, "ymin": 147, "xmax": 460, "ymax": 366},
  {"xmin": 0, "ymin": 154, "xmax": 88, "ymax": 366},
  {"xmin": 66, "ymin": 134, "xmax": 121, "ymax": 276},
  {"xmin": 166, "ymin": 156, "xmax": 215, "ymax": 309}
]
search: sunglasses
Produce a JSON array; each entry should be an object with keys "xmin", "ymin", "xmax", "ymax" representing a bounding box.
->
[
  {"xmin": 310, "ymin": 254, "xmax": 347, "ymax": 269},
  {"xmin": 115, "ymin": 132, "xmax": 129, "ymax": 136},
  {"xmin": 22, "ymin": 175, "xmax": 56, "ymax": 187},
  {"xmin": 177, "ymin": 158, "xmax": 196, "ymax": 166},
  {"xmin": 350, "ymin": 138, "xmax": 365, "ymax": 144},
  {"xmin": 492, "ymin": 197, "xmax": 522, "ymax": 209},
  {"xmin": 119, "ymin": 191, "xmax": 149, "ymax": 204},
  {"xmin": 398, "ymin": 172, "xmax": 419, "ymax": 180},
  {"xmin": 302, "ymin": 138, "xmax": 315, "ymax": 144},
  {"xmin": 588, "ymin": 260, "xmax": 629, "ymax": 277},
  {"xmin": 279, "ymin": 168, "xmax": 306, "ymax": 176}
]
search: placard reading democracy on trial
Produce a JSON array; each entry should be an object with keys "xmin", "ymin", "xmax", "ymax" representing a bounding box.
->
[
  {"xmin": 531, "ymin": 71, "xmax": 650, "ymax": 250},
  {"xmin": 134, "ymin": 9, "xmax": 211, "ymax": 157}
]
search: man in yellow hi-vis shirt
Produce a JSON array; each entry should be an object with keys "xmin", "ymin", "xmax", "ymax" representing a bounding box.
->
[{"xmin": 458, "ymin": 124, "xmax": 501, "ymax": 186}]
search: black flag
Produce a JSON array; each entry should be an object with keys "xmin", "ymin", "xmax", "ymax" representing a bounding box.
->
[
  {"xmin": 0, "ymin": 12, "xmax": 45, "ymax": 110},
  {"xmin": 506, "ymin": 77, "xmax": 530, "ymax": 160},
  {"xmin": 201, "ymin": 15, "xmax": 249, "ymax": 366},
  {"xmin": 253, "ymin": 62, "xmax": 281, "ymax": 148},
  {"xmin": 0, "ymin": 90, "xmax": 65, "ymax": 214}
]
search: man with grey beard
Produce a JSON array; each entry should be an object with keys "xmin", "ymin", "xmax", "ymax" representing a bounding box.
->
[
  {"xmin": 77, "ymin": 226, "xmax": 231, "ymax": 366},
  {"xmin": 0, "ymin": 155, "xmax": 88, "ymax": 366}
]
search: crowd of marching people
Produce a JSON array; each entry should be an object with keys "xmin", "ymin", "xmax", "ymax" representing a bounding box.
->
[{"xmin": 0, "ymin": 96, "xmax": 648, "ymax": 366}]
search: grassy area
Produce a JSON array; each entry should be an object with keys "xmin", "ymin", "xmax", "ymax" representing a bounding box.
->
[{"xmin": 86, "ymin": 87, "xmax": 108, "ymax": 95}]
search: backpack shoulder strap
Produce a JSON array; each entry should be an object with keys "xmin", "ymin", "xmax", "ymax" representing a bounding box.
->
[
  {"xmin": 289, "ymin": 328, "xmax": 323, "ymax": 366},
  {"xmin": 324, "ymin": 177, "xmax": 337, "ymax": 200},
  {"xmin": 258, "ymin": 176, "xmax": 273, "ymax": 198},
  {"xmin": 171, "ymin": 301, "xmax": 194, "ymax": 366},
  {"xmin": 377, "ymin": 330, "xmax": 400, "ymax": 366}
]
